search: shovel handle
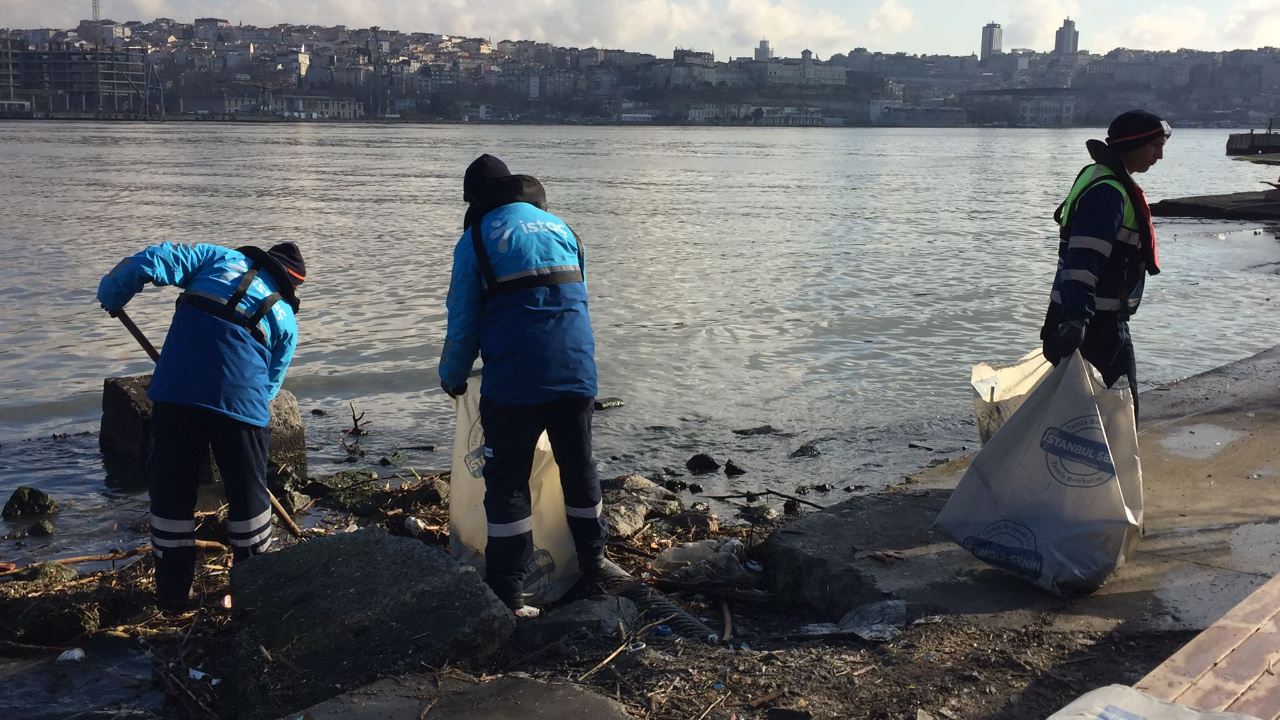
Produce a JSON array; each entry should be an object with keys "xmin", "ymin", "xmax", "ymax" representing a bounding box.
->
[{"xmin": 109, "ymin": 309, "xmax": 161, "ymax": 363}]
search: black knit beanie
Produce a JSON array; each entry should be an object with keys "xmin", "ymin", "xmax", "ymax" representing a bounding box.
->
[
  {"xmin": 463, "ymin": 154, "xmax": 512, "ymax": 203},
  {"xmin": 267, "ymin": 242, "xmax": 306, "ymax": 286},
  {"xmin": 1106, "ymin": 110, "xmax": 1171, "ymax": 153}
]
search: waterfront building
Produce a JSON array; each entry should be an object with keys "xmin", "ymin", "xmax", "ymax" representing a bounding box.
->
[{"xmin": 16, "ymin": 43, "xmax": 146, "ymax": 113}]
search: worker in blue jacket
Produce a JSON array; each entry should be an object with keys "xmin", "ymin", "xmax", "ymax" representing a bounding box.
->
[
  {"xmin": 1042, "ymin": 110, "xmax": 1170, "ymax": 423},
  {"xmin": 97, "ymin": 241, "xmax": 306, "ymax": 610},
  {"xmin": 439, "ymin": 155, "xmax": 607, "ymax": 612}
]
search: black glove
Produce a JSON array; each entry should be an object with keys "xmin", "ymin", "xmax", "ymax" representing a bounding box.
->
[
  {"xmin": 441, "ymin": 380, "xmax": 467, "ymax": 399},
  {"xmin": 1055, "ymin": 320, "xmax": 1088, "ymax": 356}
]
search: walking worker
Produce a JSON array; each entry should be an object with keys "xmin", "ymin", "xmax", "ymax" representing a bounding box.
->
[
  {"xmin": 439, "ymin": 154, "xmax": 607, "ymax": 614},
  {"xmin": 1041, "ymin": 110, "xmax": 1170, "ymax": 422},
  {"xmin": 97, "ymin": 241, "xmax": 305, "ymax": 610}
]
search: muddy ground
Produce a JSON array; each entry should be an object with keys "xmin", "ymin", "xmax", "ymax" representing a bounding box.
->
[{"xmin": 0, "ymin": 470, "xmax": 1195, "ymax": 720}]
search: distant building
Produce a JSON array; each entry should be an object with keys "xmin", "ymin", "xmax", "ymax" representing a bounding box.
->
[
  {"xmin": 754, "ymin": 40, "xmax": 773, "ymax": 62},
  {"xmin": 674, "ymin": 48, "xmax": 714, "ymax": 66},
  {"xmin": 981, "ymin": 22, "xmax": 1002, "ymax": 66},
  {"xmin": 16, "ymin": 43, "xmax": 146, "ymax": 112},
  {"xmin": 1054, "ymin": 19, "xmax": 1079, "ymax": 55}
]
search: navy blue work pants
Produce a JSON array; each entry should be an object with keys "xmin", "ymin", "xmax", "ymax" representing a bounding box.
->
[
  {"xmin": 1042, "ymin": 309, "xmax": 1140, "ymax": 424},
  {"xmin": 479, "ymin": 395, "xmax": 608, "ymax": 603},
  {"xmin": 147, "ymin": 402, "xmax": 274, "ymax": 601}
]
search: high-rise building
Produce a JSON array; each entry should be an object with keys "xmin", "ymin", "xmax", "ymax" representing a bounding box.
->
[
  {"xmin": 754, "ymin": 39, "xmax": 773, "ymax": 62},
  {"xmin": 980, "ymin": 22, "xmax": 1002, "ymax": 66},
  {"xmin": 1054, "ymin": 18, "xmax": 1079, "ymax": 55}
]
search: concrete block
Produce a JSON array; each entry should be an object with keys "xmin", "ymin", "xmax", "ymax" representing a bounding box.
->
[{"xmin": 99, "ymin": 374, "xmax": 307, "ymax": 487}]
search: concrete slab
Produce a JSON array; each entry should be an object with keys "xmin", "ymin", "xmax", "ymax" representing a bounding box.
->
[
  {"xmin": 283, "ymin": 675, "xmax": 633, "ymax": 720},
  {"xmin": 1150, "ymin": 192, "xmax": 1280, "ymax": 221},
  {"xmin": 762, "ymin": 346, "xmax": 1280, "ymax": 633}
]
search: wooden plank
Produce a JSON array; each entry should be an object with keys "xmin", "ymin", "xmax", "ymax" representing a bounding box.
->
[
  {"xmin": 1138, "ymin": 573, "xmax": 1280, "ymax": 702},
  {"xmin": 1137, "ymin": 622, "xmax": 1265, "ymax": 700},
  {"xmin": 1224, "ymin": 666, "xmax": 1280, "ymax": 720},
  {"xmin": 1175, "ymin": 616, "xmax": 1280, "ymax": 710}
]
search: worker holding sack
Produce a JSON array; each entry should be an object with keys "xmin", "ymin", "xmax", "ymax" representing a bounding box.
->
[
  {"xmin": 1041, "ymin": 110, "xmax": 1171, "ymax": 423},
  {"xmin": 439, "ymin": 154, "xmax": 608, "ymax": 613},
  {"xmin": 96, "ymin": 242, "xmax": 306, "ymax": 610}
]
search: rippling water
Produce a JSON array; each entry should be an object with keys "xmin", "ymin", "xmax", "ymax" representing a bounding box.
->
[{"xmin": 2, "ymin": 121, "xmax": 1279, "ymax": 559}]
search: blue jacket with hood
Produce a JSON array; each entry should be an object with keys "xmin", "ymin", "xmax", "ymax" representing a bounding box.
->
[
  {"xmin": 439, "ymin": 176, "xmax": 597, "ymax": 405},
  {"xmin": 97, "ymin": 242, "xmax": 299, "ymax": 427}
]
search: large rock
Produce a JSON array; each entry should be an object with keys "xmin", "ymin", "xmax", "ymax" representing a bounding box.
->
[
  {"xmin": 228, "ymin": 527, "xmax": 513, "ymax": 720},
  {"xmin": 2, "ymin": 487, "xmax": 58, "ymax": 518},
  {"xmin": 601, "ymin": 474, "xmax": 683, "ymax": 539},
  {"xmin": 99, "ymin": 374, "xmax": 307, "ymax": 488}
]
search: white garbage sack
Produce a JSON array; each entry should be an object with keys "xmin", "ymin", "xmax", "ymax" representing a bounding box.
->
[
  {"xmin": 449, "ymin": 376, "xmax": 581, "ymax": 605},
  {"xmin": 971, "ymin": 348, "xmax": 1053, "ymax": 445},
  {"xmin": 1048, "ymin": 685, "xmax": 1263, "ymax": 720},
  {"xmin": 936, "ymin": 351, "xmax": 1143, "ymax": 596}
]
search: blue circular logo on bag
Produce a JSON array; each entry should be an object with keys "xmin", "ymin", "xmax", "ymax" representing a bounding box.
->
[
  {"xmin": 464, "ymin": 415, "xmax": 485, "ymax": 478},
  {"xmin": 1040, "ymin": 415, "xmax": 1116, "ymax": 488},
  {"xmin": 963, "ymin": 520, "xmax": 1043, "ymax": 579}
]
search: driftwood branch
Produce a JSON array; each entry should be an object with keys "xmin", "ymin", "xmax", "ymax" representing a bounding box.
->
[
  {"xmin": 703, "ymin": 489, "xmax": 825, "ymax": 510},
  {"xmin": 0, "ymin": 540, "xmax": 228, "ymax": 579}
]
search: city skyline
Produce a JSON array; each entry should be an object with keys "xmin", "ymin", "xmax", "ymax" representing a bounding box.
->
[{"xmin": 5, "ymin": 0, "xmax": 1279, "ymax": 60}]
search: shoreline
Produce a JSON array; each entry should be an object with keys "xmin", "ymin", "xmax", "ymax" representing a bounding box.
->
[
  {"xmin": 0, "ymin": 115, "xmax": 1262, "ymax": 130},
  {"xmin": 4, "ymin": 343, "xmax": 1280, "ymax": 718}
]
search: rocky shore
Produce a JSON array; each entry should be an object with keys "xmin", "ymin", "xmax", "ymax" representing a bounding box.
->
[{"xmin": 5, "ymin": 344, "xmax": 1280, "ymax": 719}]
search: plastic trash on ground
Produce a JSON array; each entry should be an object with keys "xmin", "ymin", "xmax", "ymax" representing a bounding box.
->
[
  {"xmin": 652, "ymin": 539, "xmax": 719, "ymax": 572},
  {"xmin": 449, "ymin": 375, "xmax": 580, "ymax": 605},
  {"xmin": 56, "ymin": 648, "xmax": 85, "ymax": 662},
  {"xmin": 1047, "ymin": 685, "xmax": 1263, "ymax": 719},
  {"xmin": 938, "ymin": 351, "xmax": 1143, "ymax": 596},
  {"xmin": 837, "ymin": 599, "xmax": 906, "ymax": 642},
  {"xmin": 653, "ymin": 538, "xmax": 755, "ymax": 587},
  {"xmin": 971, "ymin": 348, "xmax": 1053, "ymax": 445}
]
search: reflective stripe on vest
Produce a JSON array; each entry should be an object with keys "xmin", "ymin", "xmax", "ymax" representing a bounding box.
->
[
  {"xmin": 175, "ymin": 262, "xmax": 280, "ymax": 347},
  {"xmin": 470, "ymin": 222, "xmax": 585, "ymax": 298},
  {"xmin": 1049, "ymin": 290, "xmax": 1137, "ymax": 313}
]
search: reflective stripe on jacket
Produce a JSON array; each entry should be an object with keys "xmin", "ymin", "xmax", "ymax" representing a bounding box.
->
[
  {"xmin": 440, "ymin": 202, "xmax": 597, "ymax": 405},
  {"xmin": 1049, "ymin": 164, "xmax": 1147, "ymax": 319}
]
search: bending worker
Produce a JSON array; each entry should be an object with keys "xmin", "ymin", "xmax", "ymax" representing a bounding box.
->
[
  {"xmin": 1042, "ymin": 110, "xmax": 1170, "ymax": 422},
  {"xmin": 97, "ymin": 241, "xmax": 306, "ymax": 610},
  {"xmin": 439, "ymin": 154, "xmax": 607, "ymax": 614}
]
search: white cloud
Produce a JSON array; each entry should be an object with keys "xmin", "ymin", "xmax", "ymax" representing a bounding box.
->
[
  {"xmin": 1092, "ymin": 5, "xmax": 1209, "ymax": 51},
  {"xmin": 866, "ymin": 0, "xmax": 914, "ymax": 38},
  {"xmin": 1220, "ymin": 0, "xmax": 1280, "ymax": 48},
  {"xmin": 1088, "ymin": 0, "xmax": 1280, "ymax": 51},
  {"xmin": 719, "ymin": 0, "xmax": 860, "ymax": 57},
  {"xmin": 1003, "ymin": 0, "xmax": 1079, "ymax": 51}
]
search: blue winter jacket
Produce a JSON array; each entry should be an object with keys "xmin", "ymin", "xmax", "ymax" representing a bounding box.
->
[
  {"xmin": 440, "ymin": 202, "xmax": 597, "ymax": 405},
  {"xmin": 97, "ymin": 243, "xmax": 299, "ymax": 427}
]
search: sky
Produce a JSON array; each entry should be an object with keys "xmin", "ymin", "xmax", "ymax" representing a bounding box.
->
[{"xmin": 6, "ymin": 0, "xmax": 1280, "ymax": 60}]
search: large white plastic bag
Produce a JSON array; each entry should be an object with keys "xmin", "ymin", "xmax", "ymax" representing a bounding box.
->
[
  {"xmin": 1047, "ymin": 685, "xmax": 1262, "ymax": 720},
  {"xmin": 936, "ymin": 351, "xmax": 1142, "ymax": 596},
  {"xmin": 449, "ymin": 377, "xmax": 581, "ymax": 605},
  {"xmin": 971, "ymin": 348, "xmax": 1053, "ymax": 445}
]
